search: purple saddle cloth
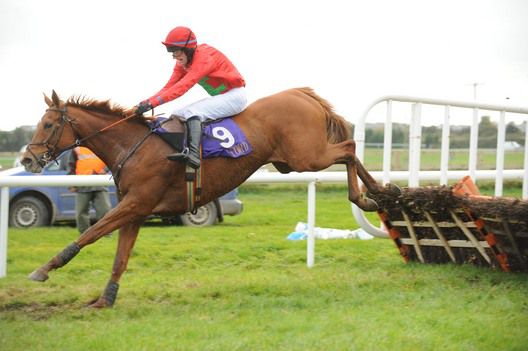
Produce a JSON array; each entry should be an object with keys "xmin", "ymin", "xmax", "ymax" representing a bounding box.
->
[{"xmin": 150, "ymin": 117, "xmax": 252, "ymax": 159}]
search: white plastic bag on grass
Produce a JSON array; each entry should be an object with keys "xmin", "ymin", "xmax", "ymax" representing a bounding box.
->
[{"xmin": 287, "ymin": 222, "xmax": 374, "ymax": 240}]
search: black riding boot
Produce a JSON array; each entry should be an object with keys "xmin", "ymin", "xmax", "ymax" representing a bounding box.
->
[{"xmin": 167, "ymin": 117, "xmax": 202, "ymax": 169}]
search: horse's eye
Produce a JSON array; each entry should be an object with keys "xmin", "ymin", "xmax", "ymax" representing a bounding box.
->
[{"xmin": 44, "ymin": 123, "xmax": 53, "ymax": 129}]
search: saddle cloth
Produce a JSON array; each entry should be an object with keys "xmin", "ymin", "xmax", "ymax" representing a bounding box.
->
[{"xmin": 149, "ymin": 117, "xmax": 252, "ymax": 159}]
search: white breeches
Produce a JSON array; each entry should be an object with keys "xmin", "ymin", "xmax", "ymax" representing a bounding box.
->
[{"xmin": 173, "ymin": 87, "xmax": 247, "ymax": 122}]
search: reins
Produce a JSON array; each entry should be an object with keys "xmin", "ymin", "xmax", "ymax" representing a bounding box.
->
[
  {"xmin": 79, "ymin": 112, "xmax": 139, "ymax": 142},
  {"xmin": 29, "ymin": 104, "xmax": 174, "ymax": 185},
  {"xmin": 58, "ymin": 109, "xmax": 139, "ymax": 156},
  {"xmin": 28, "ymin": 105, "xmax": 141, "ymax": 167}
]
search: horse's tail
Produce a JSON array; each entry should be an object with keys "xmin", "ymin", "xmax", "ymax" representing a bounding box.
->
[{"xmin": 297, "ymin": 87, "xmax": 352, "ymax": 143}]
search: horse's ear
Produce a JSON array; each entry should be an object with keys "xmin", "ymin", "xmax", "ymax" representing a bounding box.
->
[
  {"xmin": 51, "ymin": 90, "xmax": 61, "ymax": 107},
  {"xmin": 44, "ymin": 93, "xmax": 53, "ymax": 107}
]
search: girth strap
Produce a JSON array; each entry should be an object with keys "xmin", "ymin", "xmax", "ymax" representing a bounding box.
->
[{"xmin": 185, "ymin": 144, "xmax": 203, "ymax": 213}]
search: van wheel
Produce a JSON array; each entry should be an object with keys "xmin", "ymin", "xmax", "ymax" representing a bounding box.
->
[
  {"xmin": 9, "ymin": 196, "xmax": 50, "ymax": 228},
  {"xmin": 179, "ymin": 202, "xmax": 218, "ymax": 227}
]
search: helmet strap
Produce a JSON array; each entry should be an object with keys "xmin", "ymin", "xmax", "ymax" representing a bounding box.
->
[{"xmin": 183, "ymin": 29, "xmax": 193, "ymax": 49}]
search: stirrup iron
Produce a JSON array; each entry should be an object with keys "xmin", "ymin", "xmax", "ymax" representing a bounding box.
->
[{"xmin": 167, "ymin": 147, "xmax": 189, "ymax": 161}]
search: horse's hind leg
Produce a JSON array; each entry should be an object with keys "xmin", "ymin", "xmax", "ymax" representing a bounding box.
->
[
  {"xmin": 354, "ymin": 155, "xmax": 401, "ymax": 196},
  {"xmin": 332, "ymin": 141, "xmax": 400, "ymax": 209},
  {"xmin": 346, "ymin": 160, "xmax": 379, "ymax": 212},
  {"xmin": 88, "ymin": 220, "xmax": 142, "ymax": 308},
  {"xmin": 282, "ymin": 138, "xmax": 383, "ymax": 211},
  {"xmin": 317, "ymin": 139, "xmax": 378, "ymax": 211}
]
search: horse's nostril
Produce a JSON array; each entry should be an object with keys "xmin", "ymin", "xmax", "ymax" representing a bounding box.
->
[{"xmin": 20, "ymin": 157, "xmax": 32, "ymax": 166}]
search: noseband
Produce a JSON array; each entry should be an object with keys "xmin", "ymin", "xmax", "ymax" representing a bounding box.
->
[{"xmin": 27, "ymin": 106, "xmax": 79, "ymax": 168}]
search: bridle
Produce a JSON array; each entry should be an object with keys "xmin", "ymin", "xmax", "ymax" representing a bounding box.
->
[
  {"xmin": 26, "ymin": 106, "xmax": 77, "ymax": 168},
  {"xmin": 27, "ymin": 105, "xmax": 138, "ymax": 168}
]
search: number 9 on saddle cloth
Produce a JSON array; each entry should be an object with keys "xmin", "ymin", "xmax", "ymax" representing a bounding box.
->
[{"xmin": 149, "ymin": 117, "xmax": 252, "ymax": 159}]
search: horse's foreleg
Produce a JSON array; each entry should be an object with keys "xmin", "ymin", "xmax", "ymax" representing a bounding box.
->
[
  {"xmin": 28, "ymin": 200, "xmax": 146, "ymax": 282},
  {"xmin": 88, "ymin": 220, "xmax": 142, "ymax": 308},
  {"xmin": 27, "ymin": 242, "xmax": 81, "ymax": 282}
]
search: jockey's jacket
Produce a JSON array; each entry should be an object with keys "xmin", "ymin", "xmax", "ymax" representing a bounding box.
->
[
  {"xmin": 147, "ymin": 44, "xmax": 245, "ymax": 108},
  {"xmin": 74, "ymin": 147, "xmax": 107, "ymax": 175}
]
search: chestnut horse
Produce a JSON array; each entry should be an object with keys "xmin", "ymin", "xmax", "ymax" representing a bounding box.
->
[{"xmin": 21, "ymin": 88, "xmax": 395, "ymax": 308}]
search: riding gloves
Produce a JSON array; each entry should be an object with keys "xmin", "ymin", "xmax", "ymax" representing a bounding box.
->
[{"xmin": 134, "ymin": 101, "xmax": 153, "ymax": 116}]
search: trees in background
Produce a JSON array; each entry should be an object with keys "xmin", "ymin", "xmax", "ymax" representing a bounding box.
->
[
  {"xmin": 0, "ymin": 126, "xmax": 35, "ymax": 152},
  {"xmin": 363, "ymin": 118, "xmax": 525, "ymax": 149}
]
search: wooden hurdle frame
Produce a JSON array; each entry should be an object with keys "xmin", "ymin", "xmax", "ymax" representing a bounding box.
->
[{"xmin": 373, "ymin": 177, "xmax": 528, "ymax": 272}]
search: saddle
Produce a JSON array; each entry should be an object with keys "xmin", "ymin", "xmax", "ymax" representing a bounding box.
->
[
  {"xmin": 150, "ymin": 117, "xmax": 186, "ymax": 152},
  {"xmin": 149, "ymin": 116, "xmax": 252, "ymax": 159}
]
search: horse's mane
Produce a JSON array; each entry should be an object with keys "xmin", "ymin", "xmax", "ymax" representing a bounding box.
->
[
  {"xmin": 66, "ymin": 96, "xmax": 149, "ymax": 126},
  {"xmin": 67, "ymin": 96, "xmax": 127, "ymax": 116},
  {"xmin": 296, "ymin": 87, "xmax": 352, "ymax": 143}
]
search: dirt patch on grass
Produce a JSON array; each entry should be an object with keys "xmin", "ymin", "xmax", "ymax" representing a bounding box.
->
[{"xmin": 0, "ymin": 300, "xmax": 79, "ymax": 320}]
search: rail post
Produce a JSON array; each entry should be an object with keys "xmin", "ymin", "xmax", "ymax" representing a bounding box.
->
[
  {"xmin": 0, "ymin": 186, "xmax": 9, "ymax": 277},
  {"xmin": 306, "ymin": 181, "xmax": 316, "ymax": 268}
]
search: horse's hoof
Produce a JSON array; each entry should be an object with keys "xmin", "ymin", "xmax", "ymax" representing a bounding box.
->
[
  {"xmin": 87, "ymin": 297, "xmax": 111, "ymax": 309},
  {"xmin": 28, "ymin": 269, "xmax": 49, "ymax": 282},
  {"xmin": 360, "ymin": 198, "xmax": 379, "ymax": 212},
  {"xmin": 385, "ymin": 183, "xmax": 402, "ymax": 196}
]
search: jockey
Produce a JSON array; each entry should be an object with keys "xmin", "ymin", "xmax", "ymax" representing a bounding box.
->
[{"xmin": 134, "ymin": 26, "xmax": 247, "ymax": 169}]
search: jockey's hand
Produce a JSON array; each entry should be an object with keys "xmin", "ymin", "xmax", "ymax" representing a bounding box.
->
[{"xmin": 134, "ymin": 101, "xmax": 153, "ymax": 116}]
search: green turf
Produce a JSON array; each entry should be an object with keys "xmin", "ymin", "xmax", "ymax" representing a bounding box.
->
[{"xmin": 1, "ymin": 186, "xmax": 526, "ymax": 350}]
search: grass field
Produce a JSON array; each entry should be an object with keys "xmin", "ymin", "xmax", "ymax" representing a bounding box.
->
[
  {"xmin": 1, "ymin": 186, "xmax": 527, "ymax": 350},
  {"xmin": 0, "ymin": 152, "xmax": 17, "ymax": 170},
  {"xmin": 361, "ymin": 148, "xmax": 526, "ymax": 171}
]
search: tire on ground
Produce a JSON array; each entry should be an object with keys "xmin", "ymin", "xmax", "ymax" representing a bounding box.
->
[
  {"xmin": 179, "ymin": 202, "xmax": 218, "ymax": 227},
  {"xmin": 9, "ymin": 196, "xmax": 51, "ymax": 228}
]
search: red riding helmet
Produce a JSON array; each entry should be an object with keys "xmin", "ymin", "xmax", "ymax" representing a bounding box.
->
[{"xmin": 162, "ymin": 26, "xmax": 197, "ymax": 49}]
